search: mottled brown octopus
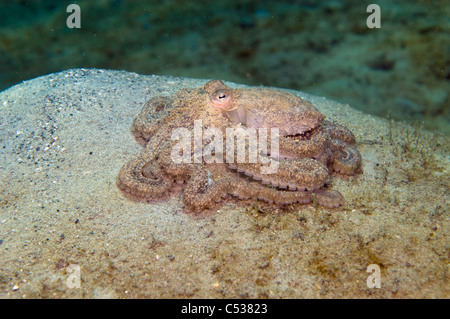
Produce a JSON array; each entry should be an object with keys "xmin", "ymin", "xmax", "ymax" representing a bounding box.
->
[{"xmin": 117, "ymin": 80, "xmax": 361, "ymax": 215}]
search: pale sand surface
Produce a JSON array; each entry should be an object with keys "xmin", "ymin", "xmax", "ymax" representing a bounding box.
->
[{"xmin": 0, "ymin": 69, "xmax": 448, "ymax": 298}]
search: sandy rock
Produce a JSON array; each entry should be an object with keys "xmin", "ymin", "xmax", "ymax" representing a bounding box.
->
[{"xmin": 0, "ymin": 69, "xmax": 448, "ymax": 298}]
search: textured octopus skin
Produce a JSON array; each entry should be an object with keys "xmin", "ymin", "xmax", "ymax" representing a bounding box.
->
[{"xmin": 117, "ymin": 80, "xmax": 361, "ymax": 215}]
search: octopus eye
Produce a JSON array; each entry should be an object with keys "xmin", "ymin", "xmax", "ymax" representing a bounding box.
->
[
  {"xmin": 217, "ymin": 91, "xmax": 227, "ymax": 100},
  {"xmin": 211, "ymin": 89, "xmax": 233, "ymax": 110}
]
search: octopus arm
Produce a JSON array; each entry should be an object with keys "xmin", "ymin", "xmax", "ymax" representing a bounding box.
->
[
  {"xmin": 131, "ymin": 96, "xmax": 173, "ymax": 147},
  {"xmin": 322, "ymin": 121, "xmax": 356, "ymax": 144},
  {"xmin": 117, "ymin": 152, "xmax": 174, "ymax": 200},
  {"xmin": 328, "ymin": 139, "xmax": 362, "ymax": 175}
]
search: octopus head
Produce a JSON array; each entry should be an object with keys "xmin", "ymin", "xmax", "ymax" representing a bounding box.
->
[{"xmin": 204, "ymin": 79, "xmax": 325, "ymax": 138}]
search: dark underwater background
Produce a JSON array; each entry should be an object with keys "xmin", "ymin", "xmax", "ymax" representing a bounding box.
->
[{"xmin": 0, "ymin": 0, "xmax": 448, "ymax": 134}]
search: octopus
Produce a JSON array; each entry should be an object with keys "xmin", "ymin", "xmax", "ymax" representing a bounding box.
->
[{"xmin": 117, "ymin": 80, "xmax": 361, "ymax": 216}]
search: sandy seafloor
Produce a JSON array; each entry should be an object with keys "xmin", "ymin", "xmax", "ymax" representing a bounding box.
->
[{"xmin": 0, "ymin": 69, "xmax": 448, "ymax": 298}]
